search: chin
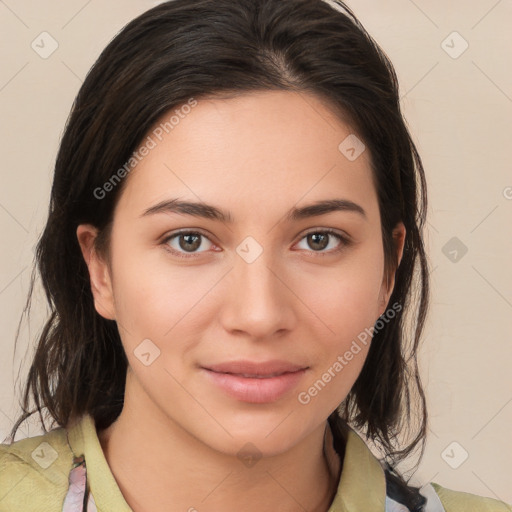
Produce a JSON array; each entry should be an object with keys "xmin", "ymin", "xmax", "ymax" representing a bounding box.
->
[{"xmin": 197, "ymin": 414, "xmax": 316, "ymax": 458}]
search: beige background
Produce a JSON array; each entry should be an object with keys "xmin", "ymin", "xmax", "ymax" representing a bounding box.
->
[{"xmin": 1, "ymin": 0, "xmax": 511, "ymax": 504}]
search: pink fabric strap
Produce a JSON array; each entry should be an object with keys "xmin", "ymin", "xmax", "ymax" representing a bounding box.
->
[{"xmin": 62, "ymin": 455, "xmax": 98, "ymax": 512}]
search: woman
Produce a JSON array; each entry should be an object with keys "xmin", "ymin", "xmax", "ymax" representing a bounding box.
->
[{"xmin": 0, "ymin": 0, "xmax": 510, "ymax": 511}]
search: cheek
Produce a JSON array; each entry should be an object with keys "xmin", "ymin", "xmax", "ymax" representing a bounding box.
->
[
  {"xmin": 296, "ymin": 332, "xmax": 371, "ymax": 413},
  {"xmin": 292, "ymin": 245, "xmax": 384, "ymax": 397},
  {"xmin": 110, "ymin": 242, "xmax": 211, "ymax": 333},
  {"xmin": 294, "ymin": 273, "xmax": 377, "ymax": 410},
  {"xmin": 298, "ymin": 251, "xmax": 385, "ymax": 335}
]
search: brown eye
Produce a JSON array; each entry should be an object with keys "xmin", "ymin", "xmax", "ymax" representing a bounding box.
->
[
  {"xmin": 178, "ymin": 233, "xmax": 202, "ymax": 252},
  {"xmin": 296, "ymin": 229, "xmax": 350, "ymax": 254},
  {"xmin": 162, "ymin": 231, "xmax": 214, "ymax": 258},
  {"xmin": 307, "ymin": 233, "xmax": 329, "ymax": 251}
]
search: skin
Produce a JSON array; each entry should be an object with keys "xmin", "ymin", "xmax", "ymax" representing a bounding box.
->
[{"xmin": 77, "ymin": 90, "xmax": 405, "ymax": 512}]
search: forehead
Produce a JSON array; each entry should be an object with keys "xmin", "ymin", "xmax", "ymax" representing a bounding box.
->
[{"xmin": 114, "ymin": 90, "xmax": 379, "ymax": 225}]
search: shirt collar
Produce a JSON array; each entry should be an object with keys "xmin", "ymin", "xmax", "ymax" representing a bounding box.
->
[
  {"xmin": 324, "ymin": 419, "xmax": 387, "ymax": 511},
  {"xmin": 67, "ymin": 413, "xmax": 132, "ymax": 512}
]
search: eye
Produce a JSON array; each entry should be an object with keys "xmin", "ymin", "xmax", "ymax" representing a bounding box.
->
[
  {"xmin": 162, "ymin": 230, "xmax": 216, "ymax": 258},
  {"xmin": 295, "ymin": 229, "xmax": 351, "ymax": 255}
]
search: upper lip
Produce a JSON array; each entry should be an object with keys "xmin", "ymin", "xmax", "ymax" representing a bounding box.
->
[{"xmin": 202, "ymin": 360, "xmax": 308, "ymax": 377}]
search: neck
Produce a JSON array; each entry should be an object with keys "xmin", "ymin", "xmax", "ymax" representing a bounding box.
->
[{"xmin": 98, "ymin": 376, "xmax": 342, "ymax": 512}]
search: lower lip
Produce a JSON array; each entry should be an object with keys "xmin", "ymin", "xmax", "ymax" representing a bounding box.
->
[{"xmin": 202, "ymin": 368, "xmax": 307, "ymax": 403}]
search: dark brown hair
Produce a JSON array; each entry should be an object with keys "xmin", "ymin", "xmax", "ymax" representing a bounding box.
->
[{"xmin": 9, "ymin": 0, "xmax": 429, "ymax": 508}]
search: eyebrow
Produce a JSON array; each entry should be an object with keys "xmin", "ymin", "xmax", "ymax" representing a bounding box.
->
[{"xmin": 140, "ymin": 198, "xmax": 367, "ymax": 223}]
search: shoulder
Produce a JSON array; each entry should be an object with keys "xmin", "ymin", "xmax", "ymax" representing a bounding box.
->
[
  {"xmin": 0, "ymin": 426, "xmax": 74, "ymax": 511},
  {"xmin": 382, "ymin": 468, "xmax": 511, "ymax": 512},
  {"xmin": 431, "ymin": 482, "xmax": 512, "ymax": 512}
]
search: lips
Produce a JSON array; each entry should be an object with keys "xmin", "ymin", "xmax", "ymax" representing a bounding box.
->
[
  {"xmin": 201, "ymin": 360, "xmax": 308, "ymax": 403},
  {"xmin": 203, "ymin": 360, "xmax": 307, "ymax": 377}
]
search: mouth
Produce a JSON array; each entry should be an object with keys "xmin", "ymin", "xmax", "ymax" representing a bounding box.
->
[
  {"xmin": 201, "ymin": 360, "xmax": 309, "ymax": 403},
  {"xmin": 219, "ymin": 372, "xmax": 293, "ymax": 378}
]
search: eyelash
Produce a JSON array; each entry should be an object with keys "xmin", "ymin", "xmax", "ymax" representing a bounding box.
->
[{"xmin": 161, "ymin": 228, "xmax": 352, "ymax": 260}]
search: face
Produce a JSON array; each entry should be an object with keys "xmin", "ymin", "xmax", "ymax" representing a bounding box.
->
[{"xmin": 77, "ymin": 90, "xmax": 405, "ymax": 457}]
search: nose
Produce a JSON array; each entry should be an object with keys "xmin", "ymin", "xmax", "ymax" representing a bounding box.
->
[{"xmin": 219, "ymin": 247, "xmax": 296, "ymax": 340}]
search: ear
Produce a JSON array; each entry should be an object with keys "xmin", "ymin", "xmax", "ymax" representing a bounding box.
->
[
  {"xmin": 76, "ymin": 224, "xmax": 116, "ymax": 320},
  {"xmin": 378, "ymin": 222, "xmax": 406, "ymax": 317}
]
